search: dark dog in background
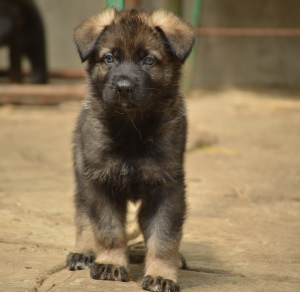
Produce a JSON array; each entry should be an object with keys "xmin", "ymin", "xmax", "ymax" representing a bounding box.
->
[
  {"xmin": 66, "ymin": 8, "xmax": 194, "ymax": 292},
  {"xmin": 0, "ymin": 0, "xmax": 47, "ymax": 83}
]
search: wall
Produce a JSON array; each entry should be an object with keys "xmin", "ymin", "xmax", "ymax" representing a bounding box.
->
[
  {"xmin": 36, "ymin": 0, "xmax": 106, "ymax": 71},
  {"xmin": 195, "ymin": 0, "xmax": 300, "ymax": 87},
  {"xmin": 1, "ymin": 0, "xmax": 300, "ymax": 87}
]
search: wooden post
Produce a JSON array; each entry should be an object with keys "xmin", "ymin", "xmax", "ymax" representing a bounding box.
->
[
  {"xmin": 166, "ymin": 0, "xmax": 182, "ymax": 17},
  {"xmin": 125, "ymin": 0, "xmax": 140, "ymax": 9},
  {"xmin": 9, "ymin": 26, "xmax": 22, "ymax": 83}
]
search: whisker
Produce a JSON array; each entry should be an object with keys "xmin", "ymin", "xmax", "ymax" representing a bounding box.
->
[{"xmin": 125, "ymin": 110, "xmax": 143, "ymax": 142}]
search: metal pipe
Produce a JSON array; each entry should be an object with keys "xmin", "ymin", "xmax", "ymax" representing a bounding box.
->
[
  {"xmin": 184, "ymin": 0, "xmax": 203, "ymax": 93},
  {"xmin": 106, "ymin": 0, "xmax": 125, "ymax": 10},
  {"xmin": 196, "ymin": 27, "xmax": 300, "ymax": 36}
]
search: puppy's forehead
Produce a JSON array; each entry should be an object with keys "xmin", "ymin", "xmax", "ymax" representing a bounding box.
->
[{"xmin": 98, "ymin": 12, "xmax": 164, "ymax": 58}]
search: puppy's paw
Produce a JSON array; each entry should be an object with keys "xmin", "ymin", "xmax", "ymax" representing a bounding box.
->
[
  {"xmin": 142, "ymin": 275, "xmax": 180, "ymax": 292},
  {"xmin": 90, "ymin": 263, "xmax": 129, "ymax": 282},
  {"xmin": 66, "ymin": 252, "xmax": 95, "ymax": 270}
]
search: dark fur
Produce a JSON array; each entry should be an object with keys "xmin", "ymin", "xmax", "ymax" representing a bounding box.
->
[{"xmin": 67, "ymin": 8, "xmax": 194, "ymax": 292}]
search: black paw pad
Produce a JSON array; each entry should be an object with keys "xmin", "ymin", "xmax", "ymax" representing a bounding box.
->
[
  {"xmin": 66, "ymin": 252, "xmax": 95, "ymax": 271},
  {"xmin": 90, "ymin": 263, "xmax": 129, "ymax": 282},
  {"xmin": 142, "ymin": 275, "xmax": 180, "ymax": 292}
]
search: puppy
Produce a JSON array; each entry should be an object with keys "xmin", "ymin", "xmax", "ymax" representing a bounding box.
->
[{"xmin": 66, "ymin": 8, "xmax": 194, "ymax": 292}]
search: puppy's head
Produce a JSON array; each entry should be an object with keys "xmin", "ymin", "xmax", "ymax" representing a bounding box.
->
[{"xmin": 75, "ymin": 8, "xmax": 194, "ymax": 111}]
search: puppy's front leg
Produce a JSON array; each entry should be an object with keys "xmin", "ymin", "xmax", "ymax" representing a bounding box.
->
[
  {"xmin": 86, "ymin": 181, "xmax": 129, "ymax": 282},
  {"xmin": 139, "ymin": 184, "xmax": 186, "ymax": 292}
]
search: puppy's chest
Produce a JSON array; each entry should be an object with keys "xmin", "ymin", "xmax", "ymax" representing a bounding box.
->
[
  {"xmin": 85, "ymin": 139, "xmax": 181, "ymax": 187},
  {"xmin": 107, "ymin": 144, "xmax": 167, "ymax": 183}
]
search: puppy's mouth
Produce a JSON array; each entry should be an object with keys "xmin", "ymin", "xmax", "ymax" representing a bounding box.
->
[
  {"xmin": 118, "ymin": 100, "xmax": 140, "ymax": 111},
  {"xmin": 116, "ymin": 91, "xmax": 141, "ymax": 111}
]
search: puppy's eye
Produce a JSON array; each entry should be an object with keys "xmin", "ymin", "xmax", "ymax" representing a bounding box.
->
[
  {"xmin": 104, "ymin": 55, "xmax": 114, "ymax": 64},
  {"xmin": 144, "ymin": 57, "xmax": 155, "ymax": 66}
]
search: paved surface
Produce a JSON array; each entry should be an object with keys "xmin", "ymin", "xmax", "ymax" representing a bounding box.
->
[{"xmin": 1, "ymin": 88, "xmax": 300, "ymax": 291}]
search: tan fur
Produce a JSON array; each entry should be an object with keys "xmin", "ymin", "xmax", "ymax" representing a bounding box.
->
[
  {"xmin": 142, "ymin": 209, "xmax": 182, "ymax": 282},
  {"xmin": 95, "ymin": 246, "xmax": 129, "ymax": 269},
  {"xmin": 150, "ymin": 9, "xmax": 194, "ymax": 61},
  {"xmin": 98, "ymin": 47, "xmax": 113, "ymax": 59},
  {"xmin": 74, "ymin": 8, "xmax": 116, "ymax": 60},
  {"xmin": 74, "ymin": 218, "xmax": 96, "ymax": 253},
  {"xmin": 75, "ymin": 8, "xmax": 194, "ymax": 63},
  {"xmin": 145, "ymin": 253, "xmax": 179, "ymax": 282}
]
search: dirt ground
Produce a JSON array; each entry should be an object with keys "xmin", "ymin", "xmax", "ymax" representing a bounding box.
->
[{"xmin": 0, "ymin": 88, "xmax": 300, "ymax": 291}]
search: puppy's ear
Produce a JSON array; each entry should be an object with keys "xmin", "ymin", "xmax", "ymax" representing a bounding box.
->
[
  {"xmin": 74, "ymin": 8, "xmax": 116, "ymax": 62},
  {"xmin": 151, "ymin": 9, "xmax": 195, "ymax": 63}
]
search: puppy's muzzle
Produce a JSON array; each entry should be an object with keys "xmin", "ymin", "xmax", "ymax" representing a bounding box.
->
[
  {"xmin": 115, "ymin": 79, "xmax": 135, "ymax": 98},
  {"xmin": 113, "ymin": 78, "xmax": 139, "ymax": 109}
]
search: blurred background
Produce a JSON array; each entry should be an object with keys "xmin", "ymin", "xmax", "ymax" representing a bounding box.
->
[
  {"xmin": 1, "ymin": 0, "xmax": 300, "ymax": 94},
  {"xmin": 1, "ymin": 2, "xmax": 300, "ymax": 291}
]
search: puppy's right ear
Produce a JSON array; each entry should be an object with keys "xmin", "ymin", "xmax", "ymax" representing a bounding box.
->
[{"xmin": 74, "ymin": 8, "xmax": 116, "ymax": 62}]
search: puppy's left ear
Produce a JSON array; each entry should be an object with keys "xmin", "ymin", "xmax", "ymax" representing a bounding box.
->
[
  {"xmin": 74, "ymin": 7, "xmax": 116, "ymax": 62},
  {"xmin": 151, "ymin": 9, "xmax": 195, "ymax": 63}
]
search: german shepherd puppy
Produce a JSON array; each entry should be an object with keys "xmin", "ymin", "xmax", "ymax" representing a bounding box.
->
[{"xmin": 67, "ymin": 8, "xmax": 194, "ymax": 292}]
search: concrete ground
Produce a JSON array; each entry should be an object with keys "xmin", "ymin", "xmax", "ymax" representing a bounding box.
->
[{"xmin": 0, "ymin": 88, "xmax": 299, "ymax": 291}]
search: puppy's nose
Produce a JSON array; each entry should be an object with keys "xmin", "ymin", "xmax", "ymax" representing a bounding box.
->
[{"xmin": 116, "ymin": 80, "xmax": 135, "ymax": 95}]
